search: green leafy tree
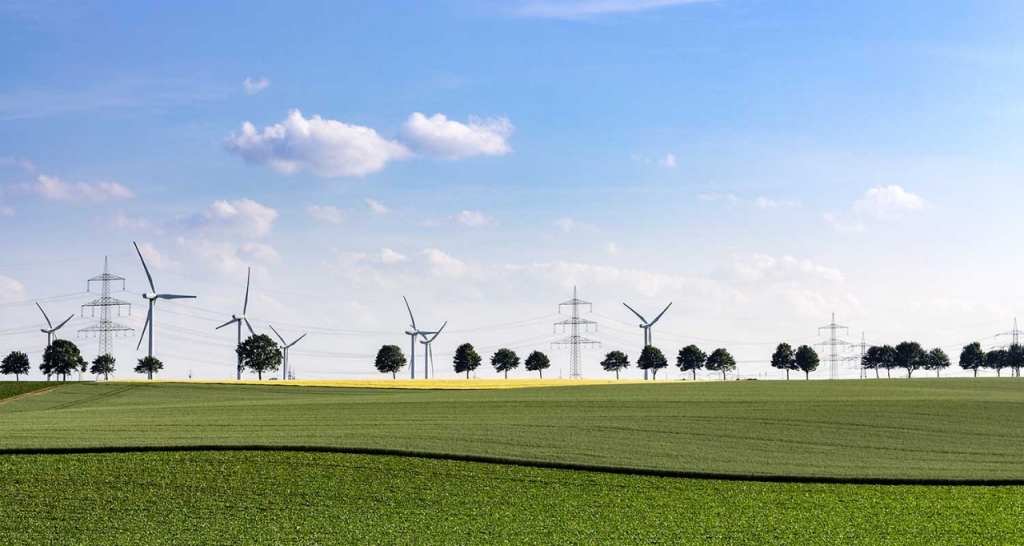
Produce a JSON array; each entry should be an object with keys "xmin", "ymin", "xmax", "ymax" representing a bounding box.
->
[
  {"xmin": 705, "ymin": 348, "xmax": 736, "ymax": 380},
  {"xmin": 374, "ymin": 345, "xmax": 407, "ymax": 379},
  {"xmin": 770, "ymin": 343, "xmax": 797, "ymax": 380},
  {"xmin": 599, "ymin": 350, "xmax": 630, "ymax": 379},
  {"xmin": 524, "ymin": 350, "xmax": 551, "ymax": 379},
  {"xmin": 90, "ymin": 354, "xmax": 116, "ymax": 380},
  {"xmin": 676, "ymin": 345, "xmax": 706, "ymax": 380},
  {"xmin": 491, "ymin": 348, "xmax": 520, "ymax": 379},
  {"xmin": 924, "ymin": 347, "xmax": 950, "ymax": 378},
  {"xmin": 959, "ymin": 342, "xmax": 985, "ymax": 377},
  {"xmin": 878, "ymin": 345, "xmax": 899, "ymax": 378},
  {"xmin": 134, "ymin": 356, "xmax": 163, "ymax": 379},
  {"xmin": 794, "ymin": 345, "xmax": 819, "ymax": 380},
  {"xmin": 894, "ymin": 341, "xmax": 927, "ymax": 378},
  {"xmin": 637, "ymin": 346, "xmax": 668, "ymax": 380},
  {"xmin": 1, "ymin": 351, "xmax": 30, "ymax": 381},
  {"xmin": 862, "ymin": 346, "xmax": 884, "ymax": 379},
  {"xmin": 985, "ymin": 349, "xmax": 1008, "ymax": 377},
  {"xmin": 237, "ymin": 334, "xmax": 282, "ymax": 380},
  {"xmin": 42, "ymin": 339, "xmax": 83, "ymax": 382},
  {"xmin": 452, "ymin": 343, "xmax": 482, "ymax": 378},
  {"xmin": 1008, "ymin": 343, "xmax": 1024, "ymax": 378}
]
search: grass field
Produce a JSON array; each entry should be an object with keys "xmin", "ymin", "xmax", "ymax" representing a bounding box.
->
[
  {"xmin": 0, "ymin": 451, "xmax": 1020, "ymax": 545},
  {"xmin": 1, "ymin": 379, "xmax": 1022, "ymax": 480},
  {"xmin": 0, "ymin": 381, "xmax": 54, "ymax": 401}
]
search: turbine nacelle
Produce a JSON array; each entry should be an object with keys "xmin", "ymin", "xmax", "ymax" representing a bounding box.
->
[
  {"xmin": 143, "ymin": 293, "xmax": 158, "ymax": 300},
  {"xmin": 233, "ymin": 314, "xmax": 245, "ymax": 320}
]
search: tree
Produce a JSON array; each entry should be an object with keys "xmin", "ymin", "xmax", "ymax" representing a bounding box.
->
[
  {"xmin": 374, "ymin": 345, "xmax": 407, "ymax": 379},
  {"xmin": 42, "ymin": 339, "xmax": 83, "ymax": 382},
  {"xmin": 1008, "ymin": 343, "xmax": 1024, "ymax": 378},
  {"xmin": 452, "ymin": 343, "xmax": 482, "ymax": 378},
  {"xmin": 237, "ymin": 334, "xmax": 282, "ymax": 380},
  {"xmin": 959, "ymin": 342, "xmax": 985, "ymax": 377},
  {"xmin": 491, "ymin": 348, "xmax": 520, "ymax": 379},
  {"xmin": 705, "ymin": 348, "xmax": 736, "ymax": 380},
  {"xmin": 599, "ymin": 350, "xmax": 629, "ymax": 379},
  {"xmin": 924, "ymin": 347, "xmax": 951, "ymax": 378},
  {"xmin": 134, "ymin": 356, "xmax": 163, "ymax": 379},
  {"xmin": 1, "ymin": 351, "xmax": 30, "ymax": 381},
  {"xmin": 637, "ymin": 346, "xmax": 668, "ymax": 380},
  {"xmin": 90, "ymin": 354, "xmax": 116, "ymax": 380},
  {"xmin": 878, "ymin": 345, "xmax": 898, "ymax": 378},
  {"xmin": 862, "ymin": 346, "xmax": 884, "ymax": 379},
  {"xmin": 894, "ymin": 341, "xmax": 927, "ymax": 378},
  {"xmin": 524, "ymin": 351, "xmax": 551, "ymax": 379},
  {"xmin": 985, "ymin": 349, "xmax": 1008, "ymax": 377},
  {"xmin": 770, "ymin": 343, "xmax": 797, "ymax": 380},
  {"xmin": 676, "ymin": 345, "xmax": 706, "ymax": 380},
  {"xmin": 794, "ymin": 345, "xmax": 819, "ymax": 380}
]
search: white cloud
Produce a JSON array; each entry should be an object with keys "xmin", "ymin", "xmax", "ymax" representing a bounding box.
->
[
  {"xmin": 823, "ymin": 212, "xmax": 866, "ymax": 234},
  {"xmin": 226, "ymin": 109, "xmax": 412, "ymax": 178},
  {"xmin": 850, "ymin": 185, "xmax": 927, "ymax": 219},
  {"xmin": 240, "ymin": 242, "xmax": 280, "ymax": 264},
  {"xmin": 661, "ymin": 154, "xmax": 677, "ymax": 168},
  {"xmin": 135, "ymin": 242, "xmax": 181, "ymax": 272},
  {"xmin": 0, "ymin": 157, "xmax": 35, "ymax": 172},
  {"xmin": 424, "ymin": 248, "xmax": 470, "ymax": 278},
  {"xmin": 606, "ymin": 242, "xmax": 619, "ymax": 255},
  {"xmin": 401, "ymin": 112, "xmax": 514, "ymax": 160},
  {"xmin": 632, "ymin": 153, "xmax": 677, "ymax": 168},
  {"xmin": 379, "ymin": 248, "xmax": 407, "ymax": 264},
  {"xmin": 242, "ymin": 77, "xmax": 269, "ymax": 95},
  {"xmin": 109, "ymin": 212, "xmax": 150, "ymax": 230},
  {"xmin": 722, "ymin": 254, "xmax": 844, "ymax": 284},
  {"xmin": 451, "ymin": 210, "xmax": 495, "ymax": 227},
  {"xmin": 308, "ymin": 205, "xmax": 343, "ymax": 224},
  {"xmin": 0, "ymin": 274, "xmax": 25, "ymax": 303},
  {"xmin": 365, "ymin": 199, "xmax": 390, "ymax": 215},
  {"xmin": 21, "ymin": 174, "xmax": 133, "ymax": 202},
  {"xmin": 512, "ymin": 0, "xmax": 709, "ymax": 19},
  {"xmin": 554, "ymin": 218, "xmax": 577, "ymax": 233},
  {"xmin": 178, "ymin": 238, "xmax": 278, "ymax": 277},
  {"xmin": 697, "ymin": 193, "xmax": 739, "ymax": 204},
  {"xmin": 184, "ymin": 198, "xmax": 278, "ymax": 237}
]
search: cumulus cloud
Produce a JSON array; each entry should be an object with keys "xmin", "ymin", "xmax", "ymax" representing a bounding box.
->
[
  {"xmin": 242, "ymin": 77, "xmax": 269, "ymax": 95},
  {"xmin": 20, "ymin": 174, "xmax": 133, "ymax": 202},
  {"xmin": 135, "ymin": 242, "xmax": 181, "ymax": 272},
  {"xmin": 424, "ymin": 248, "xmax": 470, "ymax": 278},
  {"xmin": 0, "ymin": 274, "xmax": 25, "ymax": 303},
  {"xmin": 183, "ymin": 198, "xmax": 278, "ymax": 237},
  {"xmin": 178, "ymin": 238, "xmax": 278, "ymax": 277},
  {"xmin": 379, "ymin": 248, "xmax": 407, "ymax": 264},
  {"xmin": 225, "ymin": 109, "xmax": 412, "ymax": 178},
  {"xmin": 512, "ymin": 0, "xmax": 709, "ymax": 19},
  {"xmin": 365, "ymin": 199, "xmax": 390, "ymax": 215},
  {"xmin": 451, "ymin": 210, "xmax": 495, "ymax": 227},
  {"xmin": 308, "ymin": 205, "xmax": 343, "ymax": 224},
  {"xmin": 825, "ymin": 185, "xmax": 927, "ymax": 232},
  {"xmin": 336, "ymin": 248, "xmax": 408, "ymax": 266},
  {"xmin": 721, "ymin": 254, "xmax": 844, "ymax": 284},
  {"xmin": 401, "ymin": 112, "xmax": 514, "ymax": 160}
]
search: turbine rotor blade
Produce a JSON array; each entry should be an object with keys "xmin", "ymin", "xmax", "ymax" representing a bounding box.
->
[
  {"xmin": 269, "ymin": 324, "xmax": 285, "ymax": 345},
  {"xmin": 244, "ymin": 318, "xmax": 255, "ymax": 337},
  {"xmin": 403, "ymin": 296, "xmax": 416, "ymax": 329},
  {"xmin": 36, "ymin": 302, "xmax": 53, "ymax": 328},
  {"xmin": 622, "ymin": 303, "xmax": 648, "ymax": 324},
  {"xmin": 649, "ymin": 302, "xmax": 673, "ymax": 326},
  {"xmin": 54, "ymin": 315, "xmax": 74, "ymax": 331},
  {"xmin": 428, "ymin": 321, "xmax": 447, "ymax": 342},
  {"xmin": 287, "ymin": 333, "xmax": 307, "ymax": 348},
  {"xmin": 133, "ymin": 241, "xmax": 156, "ymax": 293},
  {"xmin": 137, "ymin": 306, "xmax": 152, "ymax": 350},
  {"xmin": 156, "ymin": 294, "xmax": 196, "ymax": 300},
  {"xmin": 243, "ymin": 267, "xmax": 251, "ymax": 314},
  {"xmin": 216, "ymin": 318, "xmax": 238, "ymax": 330}
]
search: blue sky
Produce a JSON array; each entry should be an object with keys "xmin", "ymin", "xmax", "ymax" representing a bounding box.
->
[{"xmin": 2, "ymin": 0, "xmax": 1023, "ymax": 380}]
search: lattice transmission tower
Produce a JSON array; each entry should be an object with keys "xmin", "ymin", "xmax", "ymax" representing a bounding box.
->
[
  {"xmin": 79, "ymin": 256, "xmax": 134, "ymax": 359},
  {"xmin": 996, "ymin": 318, "xmax": 1023, "ymax": 377},
  {"xmin": 815, "ymin": 313, "xmax": 851, "ymax": 380},
  {"xmin": 553, "ymin": 286, "xmax": 599, "ymax": 379}
]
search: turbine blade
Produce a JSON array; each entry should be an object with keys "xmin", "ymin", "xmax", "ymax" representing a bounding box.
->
[
  {"xmin": 244, "ymin": 318, "xmax": 255, "ymax": 337},
  {"xmin": 649, "ymin": 302, "xmax": 673, "ymax": 326},
  {"xmin": 288, "ymin": 333, "xmax": 307, "ymax": 348},
  {"xmin": 133, "ymin": 241, "xmax": 156, "ymax": 293},
  {"xmin": 216, "ymin": 318, "xmax": 238, "ymax": 330},
  {"xmin": 622, "ymin": 303, "xmax": 648, "ymax": 324},
  {"xmin": 36, "ymin": 302, "xmax": 53, "ymax": 329},
  {"xmin": 404, "ymin": 295, "xmax": 417, "ymax": 329},
  {"xmin": 243, "ymin": 267, "xmax": 251, "ymax": 314},
  {"xmin": 137, "ymin": 307, "xmax": 152, "ymax": 350},
  {"xmin": 54, "ymin": 314, "xmax": 74, "ymax": 331},
  {"xmin": 269, "ymin": 324, "xmax": 286, "ymax": 345},
  {"xmin": 156, "ymin": 294, "xmax": 196, "ymax": 300},
  {"xmin": 428, "ymin": 321, "xmax": 447, "ymax": 342}
]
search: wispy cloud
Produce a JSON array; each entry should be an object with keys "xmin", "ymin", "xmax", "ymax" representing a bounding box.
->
[
  {"xmin": 511, "ymin": 0, "xmax": 711, "ymax": 19},
  {"xmin": 824, "ymin": 185, "xmax": 927, "ymax": 233},
  {"xmin": 242, "ymin": 77, "xmax": 269, "ymax": 95},
  {"xmin": 365, "ymin": 199, "xmax": 390, "ymax": 215}
]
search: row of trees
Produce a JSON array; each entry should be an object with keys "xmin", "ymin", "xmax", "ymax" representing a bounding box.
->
[{"xmin": 957, "ymin": 342, "xmax": 1022, "ymax": 378}]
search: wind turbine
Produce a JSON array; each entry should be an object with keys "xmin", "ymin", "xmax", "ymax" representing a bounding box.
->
[
  {"xmin": 403, "ymin": 296, "xmax": 437, "ymax": 379},
  {"xmin": 216, "ymin": 267, "xmax": 255, "ymax": 380},
  {"xmin": 270, "ymin": 325, "xmax": 306, "ymax": 380},
  {"xmin": 419, "ymin": 322, "xmax": 447, "ymax": 379},
  {"xmin": 623, "ymin": 302, "xmax": 673, "ymax": 380},
  {"xmin": 134, "ymin": 241, "xmax": 197, "ymax": 378},
  {"xmin": 37, "ymin": 302, "xmax": 73, "ymax": 348}
]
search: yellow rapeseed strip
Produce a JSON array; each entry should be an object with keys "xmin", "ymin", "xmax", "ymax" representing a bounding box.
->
[{"xmin": 117, "ymin": 379, "xmax": 652, "ymax": 390}]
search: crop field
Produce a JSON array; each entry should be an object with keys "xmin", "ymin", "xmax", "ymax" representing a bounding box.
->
[{"xmin": 0, "ymin": 381, "xmax": 54, "ymax": 402}]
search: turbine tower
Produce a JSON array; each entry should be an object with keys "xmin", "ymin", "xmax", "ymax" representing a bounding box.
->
[
  {"xmin": 623, "ymin": 302, "xmax": 672, "ymax": 380},
  {"xmin": 418, "ymin": 322, "xmax": 447, "ymax": 379},
  {"xmin": 402, "ymin": 296, "xmax": 436, "ymax": 379},
  {"xmin": 37, "ymin": 303, "xmax": 73, "ymax": 347},
  {"xmin": 270, "ymin": 325, "xmax": 306, "ymax": 380},
  {"xmin": 216, "ymin": 267, "xmax": 255, "ymax": 380},
  {"xmin": 134, "ymin": 241, "xmax": 197, "ymax": 379}
]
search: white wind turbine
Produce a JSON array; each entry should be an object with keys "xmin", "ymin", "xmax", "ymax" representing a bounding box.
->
[
  {"xmin": 403, "ymin": 296, "xmax": 438, "ymax": 379},
  {"xmin": 623, "ymin": 302, "xmax": 673, "ymax": 380},
  {"xmin": 270, "ymin": 325, "xmax": 306, "ymax": 380},
  {"xmin": 419, "ymin": 322, "xmax": 447, "ymax": 378},
  {"xmin": 37, "ymin": 302, "xmax": 74, "ymax": 348},
  {"xmin": 134, "ymin": 241, "xmax": 197, "ymax": 378},
  {"xmin": 216, "ymin": 267, "xmax": 255, "ymax": 380}
]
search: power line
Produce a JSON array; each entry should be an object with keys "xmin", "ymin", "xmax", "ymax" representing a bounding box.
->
[
  {"xmin": 815, "ymin": 313, "xmax": 851, "ymax": 380},
  {"xmin": 552, "ymin": 286, "xmax": 599, "ymax": 379}
]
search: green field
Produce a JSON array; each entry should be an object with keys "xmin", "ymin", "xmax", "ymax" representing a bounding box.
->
[
  {"xmin": 0, "ymin": 381, "xmax": 54, "ymax": 401},
  {"xmin": 0, "ymin": 450, "xmax": 1020, "ymax": 545}
]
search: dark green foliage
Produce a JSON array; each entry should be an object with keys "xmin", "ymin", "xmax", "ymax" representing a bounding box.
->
[
  {"xmin": 237, "ymin": 334, "xmax": 282, "ymax": 380},
  {"xmin": 636, "ymin": 346, "xmax": 668, "ymax": 380},
  {"xmin": 491, "ymin": 348, "xmax": 520, "ymax": 378},
  {"xmin": 1008, "ymin": 344, "xmax": 1024, "ymax": 378},
  {"xmin": 770, "ymin": 343, "xmax": 796, "ymax": 380},
  {"xmin": 705, "ymin": 348, "xmax": 736, "ymax": 380},
  {"xmin": 676, "ymin": 345, "xmax": 706, "ymax": 380},
  {"xmin": 960, "ymin": 342, "xmax": 984, "ymax": 377},
  {"xmin": 895, "ymin": 341, "xmax": 927, "ymax": 378},
  {"xmin": 134, "ymin": 356, "xmax": 163, "ymax": 379},
  {"xmin": 924, "ymin": 348, "xmax": 951, "ymax": 377},
  {"xmin": 599, "ymin": 351, "xmax": 629, "ymax": 379},
  {"xmin": 0, "ymin": 382, "xmax": 51, "ymax": 400},
  {"xmin": 452, "ymin": 343, "xmax": 482, "ymax": 378},
  {"xmin": 374, "ymin": 345, "xmax": 407, "ymax": 379},
  {"xmin": 794, "ymin": 345, "xmax": 819, "ymax": 380},
  {"xmin": 984, "ymin": 349, "xmax": 1008, "ymax": 377},
  {"xmin": 524, "ymin": 351, "xmax": 550, "ymax": 379},
  {"xmin": 864, "ymin": 345, "xmax": 899, "ymax": 378},
  {"xmin": 90, "ymin": 354, "xmax": 116, "ymax": 381},
  {"xmin": 41, "ymin": 339, "xmax": 82, "ymax": 381},
  {"xmin": 0, "ymin": 351, "xmax": 30, "ymax": 381}
]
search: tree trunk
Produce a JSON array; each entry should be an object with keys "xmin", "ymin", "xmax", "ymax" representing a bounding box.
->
[
  {"xmin": 936, "ymin": 369, "xmax": 940, "ymax": 378},
  {"xmin": 540, "ymin": 370, "xmax": 543, "ymax": 379},
  {"xmin": 908, "ymin": 368, "xmax": 912, "ymax": 378},
  {"xmin": 466, "ymin": 370, "xmax": 469, "ymax": 379},
  {"xmin": 392, "ymin": 371, "xmax": 396, "ymax": 379},
  {"xmin": 786, "ymin": 369, "xmax": 789, "ymax": 380},
  {"xmin": 875, "ymin": 367, "xmax": 879, "ymax": 379},
  {"xmin": 997, "ymin": 368, "xmax": 1001, "ymax": 377},
  {"xmin": 258, "ymin": 370, "xmax": 262, "ymax": 380},
  {"xmin": 722, "ymin": 370, "xmax": 726, "ymax": 380},
  {"xmin": 887, "ymin": 369, "xmax": 890, "ymax": 379},
  {"xmin": 15, "ymin": 374, "xmax": 18, "ymax": 382},
  {"xmin": 652, "ymin": 369, "xmax": 658, "ymax": 380},
  {"xmin": 615, "ymin": 370, "xmax": 619, "ymax": 380},
  {"xmin": 806, "ymin": 371, "xmax": 809, "ymax": 380},
  {"xmin": 504, "ymin": 370, "xmax": 508, "ymax": 379},
  {"xmin": 692, "ymin": 369, "xmax": 696, "ymax": 380}
]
